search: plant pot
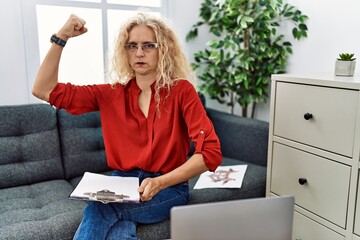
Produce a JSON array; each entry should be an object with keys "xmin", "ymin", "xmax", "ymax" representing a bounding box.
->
[{"xmin": 335, "ymin": 60, "xmax": 356, "ymax": 76}]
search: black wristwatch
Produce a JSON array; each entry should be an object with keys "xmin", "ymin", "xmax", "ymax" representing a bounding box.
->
[{"xmin": 50, "ymin": 34, "xmax": 67, "ymax": 47}]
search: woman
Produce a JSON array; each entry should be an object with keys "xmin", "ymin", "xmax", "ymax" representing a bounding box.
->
[{"xmin": 32, "ymin": 13, "xmax": 222, "ymax": 240}]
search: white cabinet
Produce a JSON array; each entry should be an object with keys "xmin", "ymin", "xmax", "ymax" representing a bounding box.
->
[
  {"xmin": 354, "ymin": 173, "xmax": 360, "ymax": 236},
  {"xmin": 266, "ymin": 74, "xmax": 360, "ymax": 239}
]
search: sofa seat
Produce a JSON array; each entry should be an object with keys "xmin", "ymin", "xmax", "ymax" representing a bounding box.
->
[{"xmin": 0, "ymin": 180, "xmax": 86, "ymax": 240}]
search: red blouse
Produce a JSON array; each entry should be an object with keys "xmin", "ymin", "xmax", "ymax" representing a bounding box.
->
[{"xmin": 49, "ymin": 79, "xmax": 222, "ymax": 174}]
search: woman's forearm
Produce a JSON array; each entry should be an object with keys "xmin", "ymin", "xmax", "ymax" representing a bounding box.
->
[{"xmin": 159, "ymin": 153, "xmax": 208, "ymax": 189}]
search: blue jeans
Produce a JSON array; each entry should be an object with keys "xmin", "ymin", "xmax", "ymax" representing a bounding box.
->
[{"xmin": 73, "ymin": 169, "xmax": 190, "ymax": 240}]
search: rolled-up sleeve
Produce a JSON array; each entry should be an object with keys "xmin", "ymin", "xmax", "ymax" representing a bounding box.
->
[
  {"xmin": 49, "ymin": 83, "xmax": 109, "ymax": 115},
  {"xmin": 180, "ymin": 83, "xmax": 222, "ymax": 172}
]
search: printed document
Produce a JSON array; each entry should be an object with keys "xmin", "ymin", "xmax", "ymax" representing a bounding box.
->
[
  {"xmin": 194, "ymin": 165, "xmax": 248, "ymax": 189},
  {"xmin": 70, "ymin": 172, "xmax": 140, "ymax": 203}
]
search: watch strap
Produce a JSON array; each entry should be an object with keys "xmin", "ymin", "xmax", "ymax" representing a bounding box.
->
[{"xmin": 50, "ymin": 34, "xmax": 67, "ymax": 47}]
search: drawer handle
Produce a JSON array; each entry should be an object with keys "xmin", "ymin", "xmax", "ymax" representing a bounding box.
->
[
  {"xmin": 304, "ymin": 113, "xmax": 313, "ymax": 120},
  {"xmin": 298, "ymin": 178, "xmax": 307, "ymax": 185}
]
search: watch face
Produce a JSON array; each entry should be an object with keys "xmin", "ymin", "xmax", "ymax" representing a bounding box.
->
[
  {"xmin": 50, "ymin": 35, "xmax": 57, "ymax": 42},
  {"xmin": 50, "ymin": 35, "xmax": 66, "ymax": 47}
]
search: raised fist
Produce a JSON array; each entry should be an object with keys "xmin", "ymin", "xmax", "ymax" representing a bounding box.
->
[{"xmin": 56, "ymin": 14, "xmax": 88, "ymax": 41}]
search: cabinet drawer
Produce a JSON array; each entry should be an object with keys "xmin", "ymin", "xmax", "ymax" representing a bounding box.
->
[
  {"xmin": 354, "ymin": 235, "xmax": 360, "ymax": 240},
  {"xmin": 293, "ymin": 211, "xmax": 345, "ymax": 240},
  {"xmin": 270, "ymin": 143, "xmax": 351, "ymax": 227},
  {"xmin": 274, "ymin": 82, "xmax": 358, "ymax": 157}
]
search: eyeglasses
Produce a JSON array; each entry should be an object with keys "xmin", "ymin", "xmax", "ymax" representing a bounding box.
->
[{"xmin": 124, "ymin": 42, "xmax": 158, "ymax": 53}]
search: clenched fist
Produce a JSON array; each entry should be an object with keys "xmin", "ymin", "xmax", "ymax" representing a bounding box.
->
[{"xmin": 56, "ymin": 14, "xmax": 88, "ymax": 41}]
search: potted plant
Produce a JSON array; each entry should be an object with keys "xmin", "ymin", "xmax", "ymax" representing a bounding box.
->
[
  {"xmin": 186, "ymin": 0, "xmax": 308, "ymax": 117},
  {"xmin": 335, "ymin": 53, "xmax": 356, "ymax": 76}
]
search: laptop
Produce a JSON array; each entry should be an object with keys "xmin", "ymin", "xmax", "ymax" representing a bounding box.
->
[{"xmin": 170, "ymin": 196, "xmax": 294, "ymax": 240}]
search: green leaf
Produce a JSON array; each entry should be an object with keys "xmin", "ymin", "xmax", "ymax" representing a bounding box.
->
[
  {"xmin": 237, "ymin": 16, "xmax": 242, "ymax": 26},
  {"xmin": 210, "ymin": 27, "xmax": 222, "ymax": 37},
  {"xmin": 260, "ymin": 43, "xmax": 266, "ymax": 52},
  {"xmin": 243, "ymin": 79, "xmax": 249, "ymax": 89},
  {"xmin": 235, "ymin": 73, "xmax": 247, "ymax": 83},
  {"xmin": 209, "ymin": 51, "xmax": 220, "ymax": 62},
  {"xmin": 299, "ymin": 15, "xmax": 309, "ymax": 23},
  {"xmin": 209, "ymin": 12, "xmax": 218, "ymax": 23},
  {"xmin": 284, "ymin": 11, "xmax": 293, "ymax": 17},
  {"xmin": 299, "ymin": 23, "xmax": 308, "ymax": 30},
  {"xmin": 255, "ymin": 87, "xmax": 263, "ymax": 95},
  {"xmin": 185, "ymin": 28, "xmax": 198, "ymax": 42},
  {"xmin": 283, "ymin": 41, "xmax": 292, "ymax": 46},
  {"xmin": 215, "ymin": 0, "xmax": 226, "ymax": 8},
  {"xmin": 208, "ymin": 39, "xmax": 219, "ymax": 48},
  {"xmin": 243, "ymin": 16, "xmax": 254, "ymax": 23},
  {"xmin": 292, "ymin": 28, "xmax": 299, "ymax": 39},
  {"xmin": 271, "ymin": 28, "xmax": 276, "ymax": 35},
  {"xmin": 240, "ymin": 18, "xmax": 248, "ymax": 28}
]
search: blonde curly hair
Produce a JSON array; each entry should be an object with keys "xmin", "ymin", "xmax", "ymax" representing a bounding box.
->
[{"xmin": 109, "ymin": 12, "xmax": 196, "ymax": 110}]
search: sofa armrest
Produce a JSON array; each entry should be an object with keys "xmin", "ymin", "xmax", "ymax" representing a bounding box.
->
[{"xmin": 206, "ymin": 108, "xmax": 269, "ymax": 167}]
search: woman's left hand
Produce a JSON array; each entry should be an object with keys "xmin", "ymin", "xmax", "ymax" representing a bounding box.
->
[{"xmin": 138, "ymin": 177, "xmax": 163, "ymax": 201}]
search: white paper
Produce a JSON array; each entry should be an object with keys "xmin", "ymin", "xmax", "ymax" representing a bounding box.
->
[
  {"xmin": 194, "ymin": 165, "xmax": 248, "ymax": 189},
  {"xmin": 70, "ymin": 172, "xmax": 140, "ymax": 203}
]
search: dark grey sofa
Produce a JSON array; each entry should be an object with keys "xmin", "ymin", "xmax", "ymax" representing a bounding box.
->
[{"xmin": 0, "ymin": 103, "xmax": 268, "ymax": 240}]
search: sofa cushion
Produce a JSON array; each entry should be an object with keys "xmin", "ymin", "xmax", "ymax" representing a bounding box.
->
[
  {"xmin": 57, "ymin": 109, "xmax": 110, "ymax": 180},
  {"xmin": 138, "ymin": 220, "xmax": 170, "ymax": 240},
  {"xmin": 207, "ymin": 108, "xmax": 269, "ymax": 167},
  {"xmin": 0, "ymin": 104, "xmax": 64, "ymax": 188},
  {"xmin": 0, "ymin": 180, "xmax": 86, "ymax": 240},
  {"xmin": 188, "ymin": 157, "xmax": 266, "ymax": 204}
]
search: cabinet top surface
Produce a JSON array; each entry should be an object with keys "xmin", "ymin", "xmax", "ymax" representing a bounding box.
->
[{"xmin": 272, "ymin": 73, "xmax": 360, "ymax": 89}]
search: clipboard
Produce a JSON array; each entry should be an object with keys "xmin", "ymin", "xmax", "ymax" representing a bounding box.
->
[{"xmin": 69, "ymin": 172, "xmax": 140, "ymax": 204}]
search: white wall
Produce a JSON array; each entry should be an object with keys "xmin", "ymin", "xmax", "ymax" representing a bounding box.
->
[
  {"xmin": 1, "ymin": 0, "xmax": 360, "ymax": 121},
  {"xmin": 0, "ymin": 0, "xmax": 29, "ymax": 105},
  {"xmin": 286, "ymin": 0, "xmax": 360, "ymax": 74}
]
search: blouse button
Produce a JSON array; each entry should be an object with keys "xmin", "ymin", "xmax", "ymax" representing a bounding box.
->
[{"xmin": 200, "ymin": 130, "xmax": 205, "ymax": 135}]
